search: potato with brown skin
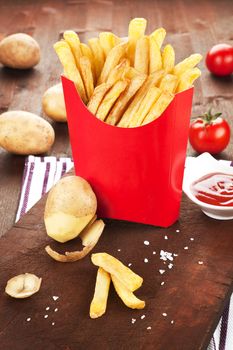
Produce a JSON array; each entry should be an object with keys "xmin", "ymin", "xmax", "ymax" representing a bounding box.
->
[
  {"xmin": 0, "ymin": 111, "xmax": 55, "ymax": 155},
  {"xmin": 44, "ymin": 176, "xmax": 97, "ymax": 243},
  {"xmin": 0, "ymin": 33, "xmax": 40, "ymax": 69},
  {"xmin": 42, "ymin": 83, "xmax": 67, "ymax": 122}
]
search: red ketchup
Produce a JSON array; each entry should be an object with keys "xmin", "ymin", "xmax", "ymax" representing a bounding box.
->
[{"xmin": 191, "ymin": 173, "xmax": 233, "ymax": 207}]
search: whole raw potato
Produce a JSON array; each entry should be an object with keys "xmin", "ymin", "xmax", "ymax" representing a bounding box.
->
[
  {"xmin": 44, "ymin": 176, "xmax": 97, "ymax": 243},
  {"xmin": 0, "ymin": 33, "xmax": 40, "ymax": 69},
  {"xmin": 0, "ymin": 111, "xmax": 55, "ymax": 155},
  {"xmin": 42, "ymin": 83, "xmax": 67, "ymax": 122}
]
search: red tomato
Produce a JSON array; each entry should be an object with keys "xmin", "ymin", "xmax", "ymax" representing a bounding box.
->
[
  {"xmin": 206, "ymin": 44, "xmax": 233, "ymax": 76},
  {"xmin": 189, "ymin": 110, "xmax": 231, "ymax": 154}
]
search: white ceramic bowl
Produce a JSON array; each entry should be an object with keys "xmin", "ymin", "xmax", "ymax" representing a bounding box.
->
[{"xmin": 183, "ymin": 153, "xmax": 233, "ymax": 220}]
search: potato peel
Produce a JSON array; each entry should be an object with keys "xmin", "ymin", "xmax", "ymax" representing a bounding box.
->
[
  {"xmin": 45, "ymin": 219, "xmax": 105, "ymax": 262},
  {"xmin": 5, "ymin": 273, "xmax": 42, "ymax": 299}
]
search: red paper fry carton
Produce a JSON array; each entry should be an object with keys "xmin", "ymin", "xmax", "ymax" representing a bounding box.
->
[{"xmin": 62, "ymin": 76, "xmax": 193, "ymax": 227}]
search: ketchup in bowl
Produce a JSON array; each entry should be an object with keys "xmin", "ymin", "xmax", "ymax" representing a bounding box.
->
[{"xmin": 191, "ymin": 173, "xmax": 233, "ymax": 207}]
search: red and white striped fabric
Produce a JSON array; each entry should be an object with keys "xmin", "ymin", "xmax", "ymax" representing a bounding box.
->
[{"xmin": 15, "ymin": 155, "xmax": 233, "ymax": 350}]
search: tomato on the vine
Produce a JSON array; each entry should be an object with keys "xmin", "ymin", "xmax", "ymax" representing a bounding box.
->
[
  {"xmin": 189, "ymin": 109, "xmax": 231, "ymax": 154},
  {"xmin": 206, "ymin": 44, "xmax": 233, "ymax": 76}
]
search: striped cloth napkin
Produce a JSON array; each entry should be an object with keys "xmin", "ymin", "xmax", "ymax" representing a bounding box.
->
[{"xmin": 15, "ymin": 155, "xmax": 233, "ymax": 350}]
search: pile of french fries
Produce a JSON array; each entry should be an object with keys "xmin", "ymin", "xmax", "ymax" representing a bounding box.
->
[
  {"xmin": 54, "ymin": 18, "xmax": 202, "ymax": 127},
  {"xmin": 90, "ymin": 253, "xmax": 145, "ymax": 318}
]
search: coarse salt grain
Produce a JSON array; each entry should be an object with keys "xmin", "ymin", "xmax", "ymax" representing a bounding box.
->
[
  {"xmin": 46, "ymin": 307, "xmax": 50, "ymax": 311},
  {"xmin": 144, "ymin": 240, "xmax": 150, "ymax": 246},
  {"xmin": 184, "ymin": 246, "xmax": 188, "ymax": 250},
  {"xmin": 131, "ymin": 318, "xmax": 136, "ymax": 324},
  {"xmin": 117, "ymin": 249, "xmax": 121, "ymax": 252},
  {"xmin": 26, "ymin": 318, "xmax": 31, "ymax": 322},
  {"xmin": 164, "ymin": 235, "xmax": 168, "ymax": 240},
  {"xmin": 198, "ymin": 261, "xmax": 203, "ymax": 265},
  {"xmin": 153, "ymin": 251, "xmax": 156, "ymax": 255},
  {"xmin": 159, "ymin": 269, "xmax": 165, "ymax": 274},
  {"xmin": 171, "ymin": 320, "xmax": 174, "ymax": 324},
  {"xmin": 161, "ymin": 281, "xmax": 165, "ymax": 286},
  {"xmin": 162, "ymin": 313, "xmax": 167, "ymax": 317},
  {"xmin": 160, "ymin": 250, "xmax": 173, "ymax": 261},
  {"xmin": 176, "ymin": 229, "xmax": 180, "ymax": 233},
  {"xmin": 52, "ymin": 322, "xmax": 55, "ymax": 326},
  {"xmin": 168, "ymin": 263, "xmax": 173, "ymax": 269},
  {"xmin": 147, "ymin": 326, "xmax": 152, "ymax": 330},
  {"xmin": 54, "ymin": 308, "xmax": 58, "ymax": 312},
  {"xmin": 44, "ymin": 315, "xmax": 48, "ymax": 319},
  {"xmin": 144, "ymin": 258, "xmax": 149, "ymax": 263},
  {"xmin": 173, "ymin": 253, "xmax": 178, "ymax": 257},
  {"xmin": 141, "ymin": 315, "xmax": 146, "ymax": 319},
  {"xmin": 190, "ymin": 238, "xmax": 194, "ymax": 241},
  {"xmin": 52, "ymin": 296, "xmax": 59, "ymax": 301},
  {"xmin": 128, "ymin": 263, "xmax": 132, "ymax": 267}
]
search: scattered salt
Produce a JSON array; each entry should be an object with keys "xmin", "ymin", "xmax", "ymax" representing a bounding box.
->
[
  {"xmin": 44, "ymin": 315, "xmax": 48, "ymax": 319},
  {"xmin": 159, "ymin": 269, "xmax": 165, "ymax": 274},
  {"xmin": 128, "ymin": 263, "xmax": 132, "ymax": 267},
  {"xmin": 52, "ymin": 296, "xmax": 59, "ymax": 301},
  {"xmin": 160, "ymin": 250, "xmax": 173, "ymax": 261},
  {"xmin": 46, "ymin": 307, "xmax": 50, "ymax": 311},
  {"xmin": 198, "ymin": 261, "xmax": 203, "ymax": 265},
  {"xmin": 131, "ymin": 318, "xmax": 136, "ymax": 324},
  {"xmin": 164, "ymin": 235, "xmax": 168, "ymax": 240},
  {"xmin": 153, "ymin": 251, "xmax": 156, "ymax": 255},
  {"xmin": 144, "ymin": 258, "xmax": 149, "ymax": 263},
  {"xmin": 173, "ymin": 253, "xmax": 178, "ymax": 257},
  {"xmin": 161, "ymin": 281, "xmax": 165, "ymax": 286},
  {"xmin": 26, "ymin": 318, "xmax": 31, "ymax": 322},
  {"xmin": 141, "ymin": 315, "xmax": 146, "ymax": 319},
  {"xmin": 168, "ymin": 263, "xmax": 173, "ymax": 269},
  {"xmin": 144, "ymin": 240, "xmax": 150, "ymax": 246},
  {"xmin": 171, "ymin": 320, "xmax": 174, "ymax": 324},
  {"xmin": 190, "ymin": 238, "xmax": 194, "ymax": 241},
  {"xmin": 184, "ymin": 246, "xmax": 188, "ymax": 250},
  {"xmin": 52, "ymin": 322, "xmax": 55, "ymax": 326},
  {"xmin": 162, "ymin": 313, "xmax": 167, "ymax": 317},
  {"xmin": 117, "ymin": 249, "xmax": 121, "ymax": 252},
  {"xmin": 147, "ymin": 326, "xmax": 152, "ymax": 330},
  {"xmin": 54, "ymin": 308, "xmax": 58, "ymax": 312},
  {"xmin": 176, "ymin": 229, "xmax": 180, "ymax": 233}
]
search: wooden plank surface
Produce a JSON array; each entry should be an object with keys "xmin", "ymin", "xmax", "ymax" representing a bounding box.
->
[{"xmin": 0, "ymin": 0, "xmax": 233, "ymax": 349}]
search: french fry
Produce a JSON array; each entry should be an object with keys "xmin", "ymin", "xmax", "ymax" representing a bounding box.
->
[
  {"xmin": 128, "ymin": 18, "xmax": 147, "ymax": 65},
  {"xmin": 124, "ymin": 66, "xmax": 140, "ymax": 79},
  {"xmin": 54, "ymin": 41, "xmax": 87, "ymax": 103},
  {"xmin": 91, "ymin": 253, "xmax": 143, "ymax": 292},
  {"xmin": 162, "ymin": 44, "xmax": 175, "ymax": 73},
  {"xmin": 129, "ymin": 86, "xmax": 161, "ymax": 127},
  {"xmin": 80, "ymin": 219, "xmax": 105, "ymax": 247},
  {"xmin": 176, "ymin": 67, "xmax": 201, "ymax": 92},
  {"xmin": 173, "ymin": 53, "xmax": 202, "ymax": 77},
  {"xmin": 87, "ymin": 83, "xmax": 112, "ymax": 115},
  {"xmin": 106, "ymin": 74, "xmax": 146, "ymax": 125},
  {"xmin": 98, "ymin": 42, "xmax": 127, "ymax": 84},
  {"xmin": 63, "ymin": 30, "xmax": 82, "ymax": 69},
  {"xmin": 150, "ymin": 27, "xmax": 166, "ymax": 48},
  {"xmin": 99, "ymin": 32, "xmax": 121, "ymax": 57},
  {"xmin": 111, "ymin": 275, "xmax": 145, "ymax": 309},
  {"xmin": 79, "ymin": 56, "xmax": 94, "ymax": 100},
  {"xmin": 88, "ymin": 38, "xmax": 105, "ymax": 79},
  {"xmin": 142, "ymin": 90, "xmax": 174, "ymax": 125},
  {"xmin": 80, "ymin": 43, "xmax": 96, "ymax": 82},
  {"xmin": 159, "ymin": 74, "xmax": 178, "ymax": 93},
  {"xmin": 118, "ymin": 70, "xmax": 164, "ymax": 127},
  {"xmin": 134, "ymin": 36, "xmax": 149, "ymax": 74},
  {"xmin": 149, "ymin": 36, "xmax": 162, "ymax": 73},
  {"xmin": 96, "ymin": 80, "xmax": 128, "ymax": 121},
  {"xmin": 90, "ymin": 267, "xmax": 111, "ymax": 319},
  {"xmin": 106, "ymin": 58, "xmax": 130, "ymax": 85}
]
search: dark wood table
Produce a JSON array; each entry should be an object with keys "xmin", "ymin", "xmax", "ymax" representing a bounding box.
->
[{"xmin": 0, "ymin": 1, "xmax": 233, "ymax": 349}]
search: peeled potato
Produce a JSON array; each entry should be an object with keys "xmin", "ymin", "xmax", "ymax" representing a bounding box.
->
[
  {"xmin": 0, "ymin": 33, "xmax": 40, "ymax": 69},
  {"xmin": 44, "ymin": 175, "xmax": 97, "ymax": 243},
  {"xmin": 42, "ymin": 83, "xmax": 66, "ymax": 122},
  {"xmin": 0, "ymin": 111, "xmax": 55, "ymax": 155}
]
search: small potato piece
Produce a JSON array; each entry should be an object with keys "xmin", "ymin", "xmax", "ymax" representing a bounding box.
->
[
  {"xmin": 44, "ymin": 175, "xmax": 97, "ymax": 243},
  {"xmin": 0, "ymin": 111, "xmax": 54, "ymax": 155},
  {"xmin": 90, "ymin": 267, "xmax": 111, "ymax": 319},
  {"xmin": 134, "ymin": 36, "xmax": 149, "ymax": 74},
  {"xmin": 111, "ymin": 275, "xmax": 145, "ymax": 309},
  {"xmin": 143, "ymin": 90, "xmax": 174, "ymax": 125},
  {"xmin": 88, "ymin": 38, "xmax": 105, "ymax": 79},
  {"xmin": 99, "ymin": 32, "xmax": 121, "ymax": 57},
  {"xmin": 149, "ymin": 36, "xmax": 162, "ymax": 73},
  {"xmin": 173, "ymin": 53, "xmax": 202, "ymax": 77},
  {"xmin": 159, "ymin": 74, "xmax": 178, "ymax": 93},
  {"xmin": 176, "ymin": 67, "xmax": 201, "ymax": 92},
  {"xmin": 162, "ymin": 44, "xmax": 175, "ymax": 73},
  {"xmin": 42, "ymin": 83, "xmax": 66, "ymax": 122},
  {"xmin": 96, "ymin": 80, "xmax": 128, "ymax": 121},
  {"xmin": 91, "ymin": 253, "xmax": 143, "ymax": 292},
  {"xmin": 88, "ymin": 83, "xmax": 112, "ymax": 115},
  {"xmin": 0, "ymin": 33, "xmax": 40, "ymax": 69},
  {"xmin": 79, "ymin": 56, "xmax": 94, "ymax": 100},
  {"xmin": 150, "ymin": 27, "xmax": 166, "ymax": 48},
  {"xmin": 5, "ymin": 273, "xmax": 42, "ymax": 299},
  {"xmin": 128, "ymin": 18, "xmax": 147, "ymax": 65}
]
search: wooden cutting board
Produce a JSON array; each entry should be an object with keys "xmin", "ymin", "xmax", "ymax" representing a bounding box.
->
[{"xmin": 0, "ymin": 171, "xmax": 233, "ymax": 350}]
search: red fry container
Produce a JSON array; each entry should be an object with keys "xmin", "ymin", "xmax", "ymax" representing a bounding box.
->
[{"xmin": 62, "ymin": 76, "xmax": 193, "ymax": 227}]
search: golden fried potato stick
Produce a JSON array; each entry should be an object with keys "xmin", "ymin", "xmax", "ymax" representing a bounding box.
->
[
  {"xmin": 176, "ymin": 67, "xmax": 201, "ymax": 92},
  {"xmin": 159, "ymin": 74, "xmax": 178, "ymax": 93},
  {"xmin": 87, "ymin": 83, "xmax": 112, "ymax": 115},
  {"xmin": 79, "ymin": 56, "xmax": 94, "ymax": 100},
  {"xmin": 54, "ymin": 41, "xmax": 87, "ymax": 103},
  {"xmin": 98, "ymin": 42, "xmax": 127, "ymax": 84},
  {"xmin": 162, "ymin": 44, "xmax": 175, "ymax": 73},
  {"xmin": 128, "ymin": 17, "xmax": 147, "ymax": 65},
  {"xmin": 150, "ymin": 27, "xmax": 166, "ymax": 48},
  {"xmin": 111, "ymin": 275, "xmax": 145, "ymax": 309},
  {"xmin": 63, "ymin": 30, "xmax": 82, "ymax": 69},
  {"xmin": 134, "ymin": 36, "xmax": 149, "ymax": 74},
  {"xmin": 88, "ymin": 38, "xmax": 105, "ymax": 80},
  {"xmin": 90, "ymin": 267, "xmax": 111, "ymax": 319},
  {"xmin": 142, "ymin": 90, "xmax": 174, "ymax": 125},
  {"xmin": 173, "ymin": 53, "xmax": 202, "ymax": 77},
  {"xmin": 91, "ymin": 253, "xmax": 143, "ymax": 292},
  {"xmin": 96, "ymin": 80, "xmax": 128, "ymax": 121},
  {"xmin": 99, "ymin": 32, "xmax": 121, "ymax": 57},
  {"xmin": 80, "ymin": 43, "xmax": 96, "ymax": 83},
  {"xmin": 149, "ymin": 36, "xmax": 162, "ymax": 73},
  {"xmin": 118, "ymin": 70, "xmax": 164, "ymax": 127},
  {"xmin": 129, "ymin": 86, "xmax": 161, "ymax": 127},
  {"xmin": 106, "ymin": 74, "xmax": 146, "ymax": 125},
  {"xmin": 106, "ymin": 58, "xmax": 130, "ymax": 85}
]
